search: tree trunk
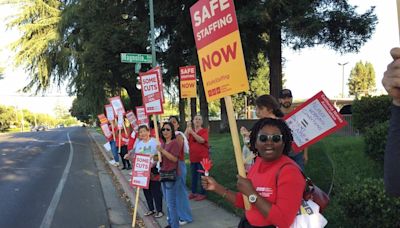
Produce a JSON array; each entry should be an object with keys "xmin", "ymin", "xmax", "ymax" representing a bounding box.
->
[
  {"xmin": 198, "ymin": 72, "xmax": 209, "ymax": 128},
  {"xmin": 219, "ymin": 98, "xmax": 229, "ymax": 133},
  {"xmin": 178, "ymin": 89, "xmax": 186, "ymax": 130},
  {"xmin": 190, "ymin": 97, "xmax": 197, "ymax": 120},
  {"xmin": 267, "ymin": 24, "xmax": 282, "ymax": 99}
]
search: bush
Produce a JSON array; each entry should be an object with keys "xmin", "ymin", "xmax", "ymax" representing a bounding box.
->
[
  {"xmin": 352, "ymin": 95, "xmax": 391, "ymax": 133},
  {"xmin": 363, "ymin": 121, "xmax": 389, "ymax": 164},
  {"xmin": 337, "ymin": 178, "xmax": 400, "ymax": 228}
]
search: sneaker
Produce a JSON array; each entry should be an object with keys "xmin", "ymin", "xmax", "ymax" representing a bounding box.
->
[
  {"xmin": 112, "ymin": 162, "xmax": 119, "ymax": 167},
  {"xmin": 108, "ymin": 160, "xmax": 116, "ymax": 165},
  {"xmin": 179, "ymin": 220, "xmax": 189, "ymax": 226},
  {"xmin": 194, "ymin": 194, "xmax": 206, "ymax": 201},
  {"xmin": 144, "ymin": 211, "xmax": 155, "ymax": 216},
  {"xmin": 188, "ymin": 193, "xmax": 197, "ymax": 200},
  {"xmin": 154, "ymin": 211, "xmax": 164, "ymax": 218}
]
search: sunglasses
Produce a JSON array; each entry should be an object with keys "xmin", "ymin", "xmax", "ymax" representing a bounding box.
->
[
  {"xmin": 258, "ymin": 134, "xmax": 283, "ymax": 143},
  {"xmin": 161, "ymin": 128, "xmax": 171, "ymax": 132}
]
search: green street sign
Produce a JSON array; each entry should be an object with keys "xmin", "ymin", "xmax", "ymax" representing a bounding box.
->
[{"xmin": 120, "ymin": 53, "xmax": 152, "ymax": 64}]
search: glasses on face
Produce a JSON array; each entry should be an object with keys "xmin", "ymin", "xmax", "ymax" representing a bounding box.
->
[
  {"xmin": 161, "ymin": 128, "xmax": 171, "ymax": 132},
  {"xmin": 257, "ymin": 134, "xmax": 283, "ymax": 143}
]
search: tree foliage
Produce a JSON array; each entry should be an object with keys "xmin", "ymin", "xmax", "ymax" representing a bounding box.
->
[{"xmin": 348, "ymin": 61, "xmax": 376, "ymax": 97}]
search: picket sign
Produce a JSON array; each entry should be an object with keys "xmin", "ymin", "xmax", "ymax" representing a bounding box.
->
[
  {"xmin": 105, "ymin": 104, "xmax": 116, "ymax": 141},
  {"xmin": 130, "ymin": 154, "xmax": 151, "ymax": 228},
  {"xmin": 126, "ymin": 111, "xmax": 139, "ymax": 130},
  {"xmin": 109, "ymin": 96, "xmax": 126, "ymax": 115},
  {"xmin": 179, "ymin": 65, "xmax": 197, "ymax": 121},
  {"xmin": 190, "ymin": 0, "xmax": 250, "ymax": 209},
  {"xmin": 97, "ymin": 114, "xmax": 108, "ymax": 124},
  {"xmin": 136, "ymin": 106, "xmax": 149, "ymax": 126}
]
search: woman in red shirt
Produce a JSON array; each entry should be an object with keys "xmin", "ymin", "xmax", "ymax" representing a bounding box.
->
[
  {"xmin": 185, "ymin": 115, "xmax": 209, "ymax": 201},
  {"xmin": 202, "ymin": 118, "xmax": 305, "ymax": 228}
]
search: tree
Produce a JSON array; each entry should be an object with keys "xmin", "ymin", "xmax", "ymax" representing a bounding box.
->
[
  {"xmin": 348, "ymin": 61, "xmax": 376, "ymax": 97},
  {"xmin": 242, "ymin": 0, "xmax": 378, "ymax": 98}
]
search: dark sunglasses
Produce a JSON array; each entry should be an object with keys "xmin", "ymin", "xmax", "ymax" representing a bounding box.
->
[
  {"xmin": 258, "ymin": 134, "xmax": 283, "ymax": 143},
  {"xmin": 161, "ymin": 128, "xmax": 171, "ymax": 132}
]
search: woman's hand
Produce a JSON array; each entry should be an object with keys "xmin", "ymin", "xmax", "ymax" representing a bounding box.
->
[
  {"xmin": 236, "ymin": 175, "xmax": 256, "ymax": 196},
  {"xmin": 201, "ymin": 176, "xmax": 218, "ymax": 191},
  {"xmin": 156, "ymin": 145, "xmax": 162, "ymax": 152},
  {"xmin": 123, "ymin": 153, "xmax": 129, "ymax": 160}
]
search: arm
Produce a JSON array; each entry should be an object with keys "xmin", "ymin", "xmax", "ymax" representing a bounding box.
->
[
  {"xmin": 157, "ymin": 144, "xmax": 178, "ymax": 163},
  {"xmin": 191, "ymin": 129, "xmax": 207, "ymax": 144},
  {"xmin": 384, "ymin": 105, "xmax": 400, "ymax": 196},
  {"xmin": 175, "ymin": 134, "xmax": 184, "ymax": 153},
  {"xmin": 383, "ymin": 47, "xmax": 400, "ymax": 196},
  {"xmin": 201, "ymin": 176, "xmax": 238, "ymax": 205},
  {"xmin": 303, "ymin": 147, "xmax": 309, "ymax": 164}
]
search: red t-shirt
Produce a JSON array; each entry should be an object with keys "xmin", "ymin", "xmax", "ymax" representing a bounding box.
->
[
  {"xmin": 234, "ymin": 155, "xmax": 305, "ymax": 228},
  {"xmin": 160, "ymin": 140, "xmax": 180, "ymax": 172},
  {"xmin": 188, "ymin": 128, "xmax": 209, "ymax": 162},
  {"xmin": 175, "ymin": 132, "xmax": 185, "ymax": 161},
  {"xmin": 115, "ymin": 131, "xmax": 129, "ymax": 147},
  {"xmin": 127, "ymin": 132, "xmax": 137, "ymax": 151},
  {"xmin": 106, "ymin": 125, "xmax": 115, "ymax": 142}
]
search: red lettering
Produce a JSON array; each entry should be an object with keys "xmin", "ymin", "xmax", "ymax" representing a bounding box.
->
[{"xmin": 201, "ymin": 42, "xmax": 237, "ymax": 72}]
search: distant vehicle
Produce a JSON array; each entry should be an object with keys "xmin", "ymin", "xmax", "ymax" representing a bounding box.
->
[
  {"xmin": 57, "ymin": 124, "xmax": 65, "ymax": 128},
  {"xmin": 339, "ymin": 105, "xmax": 352, "ymax": 115},
  {"xmin": 31, "ymin": 126, "xmax": 47, "ymax": 131}
]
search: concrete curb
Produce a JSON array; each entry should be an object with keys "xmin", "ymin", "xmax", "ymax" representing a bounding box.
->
[{"xmin": 88, "ymin": 131, "xmax": 161, "ymax": 228}]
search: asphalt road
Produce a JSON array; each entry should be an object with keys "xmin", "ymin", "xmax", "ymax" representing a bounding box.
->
[{"xmin": 0, "ymin": 127, "xmax": 110, "ymax": 228}]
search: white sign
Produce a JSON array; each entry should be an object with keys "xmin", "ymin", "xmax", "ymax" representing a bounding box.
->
[
  {"xmin": 136, "ymin": 106, "xmax": 149, "ymax": 126},
  {"xmin": 109, "ymin": 96, "xmax": 126, "ymax": 115},
  {"xmin": 284, "ymin": 91, "xmax": 347, "ymax": 152},
  {"xmin": 103, "ymin": 142, "xmax": 111, "ymax": 151},
  {"xmin": 130, "ymin": 154, "xmax": 151, "ymax": 189},
  {"xmin": 139, "ymin": 71, "xmax": 164, "ymax": 115},
  {"xmin": 126, "ymin": 111, "xmax": 138, "ymax": 129},
  {"xmin": 117, "ymin": 112, "xmax": 124, "ymax": 130},
  {"xmin": 105, "ymin": 104, "xmax": 115, "ymax": 121}
]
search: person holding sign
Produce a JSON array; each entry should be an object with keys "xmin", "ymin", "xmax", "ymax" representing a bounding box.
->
[
  {"xmin": 116, "ymin": 127, "xmax": 131, "ymax": 170},
  {"xmin": 185, "ymin": 115, "xmax": 209, "ymax": 201},
  {"xmin": 279, "ymin": 89, "xmax": 309, "ymax": 171},
  {"xmin": 201, "ymin": 118, "xmax": 305, "ymax": 228},
  {"xmin": 169, "ymin": 116, "xmax": 193, "ymax": 225},
  {"xmin": 157, "ymin": 122, "xmax": 181, "ymax": 228},
  {"xmin": 240, "ymin": 95, "xmax": 284, "ymax": 171},
  {"xmin": 382, "ymin": 47, "xmax": 400, "ymax": 197},
  {"xmin": 125, "ymin": 125, "xmax": 164, "ymax": 217}
]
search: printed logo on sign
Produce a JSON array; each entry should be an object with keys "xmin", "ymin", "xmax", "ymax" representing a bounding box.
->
[{"xmin": 208, "ymin": 87, "xmax": 221, "ymax": 97}]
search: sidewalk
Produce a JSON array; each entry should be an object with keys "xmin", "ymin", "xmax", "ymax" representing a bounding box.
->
[{"xmin": 88, "ymin": 129, "xmax": 240, "ymax": 228}]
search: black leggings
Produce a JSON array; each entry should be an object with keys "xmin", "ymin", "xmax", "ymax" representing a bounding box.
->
[
  {"xmin": 119, "ymin": 146, "xmax": 130, "ymax": 168},
  {"xmin": 143, "ymin": 180, "xmax": 163, "ymax": 212}
]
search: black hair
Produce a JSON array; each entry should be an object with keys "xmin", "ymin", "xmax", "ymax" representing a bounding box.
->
[
  {"xmin": 168, "ymin": 116, "xmax": 180, "ymax": 130},
  {"xmin": 149, "ymin": 120, "xmax": 159, "ymax": 129},
  {"xmin": 255, "ymin": 95, "xmax": 284, "ymax": 118},
  {"xmin": 249, "ymin": 118, "xmax": 293, "ymax": 156},
  {"xmin": 160, "ymin": 122, "xmax": 176, "ymax": 142},
  {"xmin": 138, "ymin": 125, "xmax": 149, "ymax": 132}
]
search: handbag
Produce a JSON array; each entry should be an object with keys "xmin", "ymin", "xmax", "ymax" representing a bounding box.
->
[
  {"xmin": 159, "ymin": 169, "xmax": 177, "ymax": 182},
  {"xmin": 276, "ymin": 163, "xmax": 330, "ymax": 212}
]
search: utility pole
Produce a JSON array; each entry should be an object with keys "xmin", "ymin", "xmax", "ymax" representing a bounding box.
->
[{"xmin": 338, "ymin": 62, "xmax": 348, "ymax": 98}]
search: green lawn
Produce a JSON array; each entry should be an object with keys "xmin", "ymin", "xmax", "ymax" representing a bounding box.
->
[{"xmin": 185, "ymin": 133, "xmax": 383, "ymax": 227}]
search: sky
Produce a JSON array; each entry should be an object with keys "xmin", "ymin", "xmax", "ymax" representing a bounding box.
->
[{"xmin": 0, "ymin": 1, "xmax": 398, "ymax": 116}]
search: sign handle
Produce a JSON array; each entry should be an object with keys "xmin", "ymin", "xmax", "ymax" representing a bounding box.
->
[
  {"xmin": 153, "ymin": 115, "xmax": 162, "ymax": 163},
  {"xmin": 111, "ymin": 122, "xmax": 116, "ymax": 141},
  {"xmin": 132, "ymin": 187, "xmax": 141, "ymax": 227},
  {"xmin": 123, "ymin": 118, "xmax": 128, "ymax": 135},
  {"xmin": 224, "ymin": 96, "xmax": 250, "ymax": 210},
  {"xmin": 187, "ymin": 98, "xmax": 191, "ymax": 121},
  {"xmin": 118, "ymin": 129, "xmax": 122, "ymax": 154},
  {"xmin": 397, "ymin": 0, "xmax": 400, "ymax": 41}
]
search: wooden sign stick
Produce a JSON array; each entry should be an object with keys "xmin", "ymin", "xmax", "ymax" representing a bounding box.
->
[
  {"xmin": 153, "ymin": 115, "xmax": 162, "ymax": 163},
  {"xmin": 224, "ymin": 95, "xmax": 250, "ymax": 210},
  {"xmin": 111, "ymin": 122, "xmax": 116, "ymax": 141},
  {"xmin": 118, "ymin": 128, "xmax": 122, "ymax": 154},
  {"xmin": 131, "ymin": 187, "xmax": 141, "ymax": 227}
]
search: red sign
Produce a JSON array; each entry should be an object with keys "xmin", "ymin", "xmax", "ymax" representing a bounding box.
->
[
  {"xmin": 146, "ymin": 67, "xmax": 164, "ymax": 103},
  {"xmin": 136, "ymin": 106, "xmax": 149, "ymax": 126},
  {"xmin": 130, "ymin": 154, "xmax": 151, "ymax": 189},
  {"xmin": 283, "ymin": 91, "xmax": 348, "ymax": 152},
  {"xmin": 100, "ymin": 123, "xmax": 112, "ymax": 139},
  {"xmin": 139, "ymin": 71, "xmax": 164, "ymax": 115},
  {"xmin": 179, "ymin": 66, "xmax": 197, "ymax": 98},
  {"xmin": 190, "ymin": 0, "xmax": 239, "ymax": 49},
  {"xmin": 104, "ymin": 104, "xmax": 115, "ymax": 121},
  {"xmin": 109, "ymin": 96, "xmax": 126, "ymax": 115},
  {"xmin": 97, "ymin": 114, "xmax": 108, "ymax": 124},
  {"xmin": 126, "ymin": 111, "xmax": 138, "ymax": 129}
]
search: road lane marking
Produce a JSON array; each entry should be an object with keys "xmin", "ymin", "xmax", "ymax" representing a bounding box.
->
[{"xmin": 39, "ymin": 133, "xmax": 74, "ymax": 228}]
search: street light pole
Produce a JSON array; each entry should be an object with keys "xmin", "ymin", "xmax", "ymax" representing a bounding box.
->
[
  {"xmin": 338, "ymin": 62, "xmax": 348, "ymax": 98},
  {"xmin": 149, "ymin": 0, "xmax": 156, "ymax": 68}
]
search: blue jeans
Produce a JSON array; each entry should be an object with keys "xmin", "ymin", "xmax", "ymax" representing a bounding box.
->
[
  {"xmin": 176, "ymin": 160, "xmax": 193, "ymax": 222},
  {"xmin": 109, "ymin": 140, "xmax": 119, "ymax": 162},
  {"xmin": 190, "ymin": 162, "xmax": 205, "ymax": 195},
  {"xmin": 162, "ymin": 181, "xmax": 179, "ymax": 228}
]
